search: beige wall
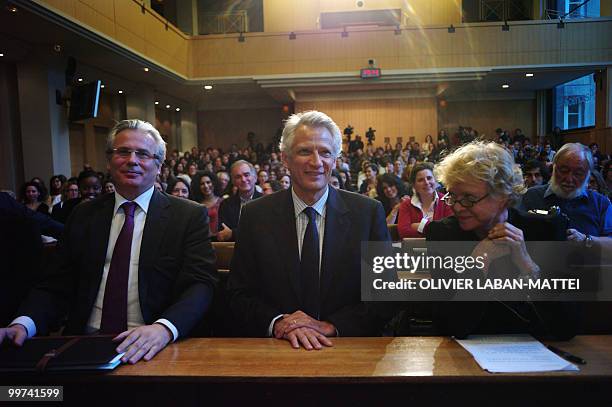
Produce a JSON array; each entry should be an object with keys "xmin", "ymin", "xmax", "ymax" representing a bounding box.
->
[
  {"xmin": 263, "ymin": 0, "xmax": 461, "ymax": 32},
  {"xmin": 295, "ymin": 98, "xmax": 438, "ymax": 147},
  {"xmin": 192, "ymin": 20, "xmax": 612, "ymax": 77},
  {"xmin": 439, "ymin": 99, "xmax": 537, "ymax": 142},
  {"xmin": 35, "ymin": 0, "xmax": 189, "ymax": 76},
  {"xmin": 197, "ymin": 108, "xmax": 286, "ymax": 150}
]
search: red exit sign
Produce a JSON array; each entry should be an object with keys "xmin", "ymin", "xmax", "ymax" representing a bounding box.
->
[{"xmin": 360, "ymin": 68, "xmax": 382, "ymax": 79}]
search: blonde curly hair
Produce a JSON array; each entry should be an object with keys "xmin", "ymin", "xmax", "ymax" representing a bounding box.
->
[{"xmin": 434, "ymin": 141, "xmax": 526, "ymax": 206}]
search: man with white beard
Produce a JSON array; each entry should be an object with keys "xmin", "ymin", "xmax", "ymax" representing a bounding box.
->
[{"xmin": 521, "ymin": 143, "xmax": 611, "ymax": 251}]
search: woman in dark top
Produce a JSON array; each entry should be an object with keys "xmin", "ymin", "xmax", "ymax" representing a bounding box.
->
[
  {"xmin": 375, "ymin": 173, "xmax": 409, "ymax": 224},
  {"xmin": 20, "ymin": 181, "xmax": 49, "ymax": 215},
  {"xmin": 427, "ymin": 141, "xmax": 578, "ymax": 340}
]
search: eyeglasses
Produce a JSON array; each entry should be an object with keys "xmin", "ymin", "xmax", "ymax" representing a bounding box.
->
[
  {"xmin": 108, "ymin": 148, "xmax": 160, "ymax": 161},
  {"xmin": 442, "ymin": 192, "xmax": 489, "ymax": 208}
]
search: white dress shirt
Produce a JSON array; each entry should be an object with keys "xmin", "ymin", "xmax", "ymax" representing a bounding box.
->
[
  {"xmin": 267, "ymin": 187, "xmax": 329, "ymax": 336},
  {"xmin": 12, "ymin": 186, "xmax": 178, "ymax": 341}
]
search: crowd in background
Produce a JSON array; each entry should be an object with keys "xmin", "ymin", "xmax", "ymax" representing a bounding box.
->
[{"xmin": 7, "ymin": 125, "xmax": 611, "ymax": 240}]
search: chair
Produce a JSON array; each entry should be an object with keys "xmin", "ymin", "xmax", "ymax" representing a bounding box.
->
[{"xmin": 212, "ymin": 241, "xmax": 235, "ymax": 273}]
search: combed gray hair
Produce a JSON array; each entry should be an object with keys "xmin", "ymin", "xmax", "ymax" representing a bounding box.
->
[
  {"xmin": 107, "ymin": 119, "xmax": 166, "ymax": 165},
  {"xmin": 553, "ymin": 142, "xmax": 594, "ymax": 172},
  {"xmin": 280, "ymin": 111, "xmax": 342, "ymax": 158},
  {"xmin": 435, "ymin": 140, "xmax": 526, "ymax": 206},
  {"xmin": 230, "ymin": 159, "xmax": 256, "ymax": 176}
]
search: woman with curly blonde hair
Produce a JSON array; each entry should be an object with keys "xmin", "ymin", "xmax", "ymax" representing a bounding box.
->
[{"xmin": 427, "ymin": 141, "xmax": 577, "ymax": 339}]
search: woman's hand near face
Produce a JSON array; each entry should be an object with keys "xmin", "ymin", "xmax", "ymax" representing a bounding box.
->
[{"xmin": 487, "ymin": 222, "xmax": 540, "ymax": 277}]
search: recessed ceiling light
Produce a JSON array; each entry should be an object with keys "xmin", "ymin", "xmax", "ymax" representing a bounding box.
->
[
  {"xmin": 502, "ymin": 84, "xmax": 510, "ymax": 89},
  {"xmin": 0, "ymin": 53, "xmax": 4, "ymax": 57},
  {"xmin": 118, "ymin": 90, "xmax": 123, "ymax": 94},
  {"xmin": 204, "ymin": 85, "xmax": 213, "ymax": 90},
  {"xmin": 165, "ymin": 104, "xmax": 171, "ymax": 109},
  {"xmin": 143, "ymin": 67, "xmax": 149, "ymax": 72},
  {"xmin": 8, "ymin": 6, "xmax": 18, "ymax": 13},
  {"xmin": 525, "ymin": 73, "xmax": 534, "ymax": 77},
  {"xmin": 175, "ymin": 107, "xmax": 181, "ymax": 112},
  {"xmin": 100, "ymin": 84, "xmax": 105, "ymax": 88},
  {"xmin": 154, "ymin": 101, "xmax": 159, "ymax": 105},
  {"xmin": 77, "ymin": 77, "xmax": 83, "ymax": 82}
]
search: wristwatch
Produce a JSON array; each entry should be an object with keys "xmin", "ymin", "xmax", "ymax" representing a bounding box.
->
[{"xmin": 584, "ymin": 234, "xmax": 594, "ymax": 248}]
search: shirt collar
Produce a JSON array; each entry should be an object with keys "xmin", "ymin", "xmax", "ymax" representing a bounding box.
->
[
  {"xmin": 113, "ymin": 186, "xmax": 155, "ymax": 215},
  {"xmin": 292, "ymin": 186, "xmax": 329, "ymax": 218},
  {"xmin": 239, "ymin": 190, "xmax": 255, "ymax": 204},
  {"xmin": 410, "ymin": 189, "xmax": 438, "ymax": 210},
  {"xmin": 543, "ymin": 184, "xmax": 588, "ymax": 200}
]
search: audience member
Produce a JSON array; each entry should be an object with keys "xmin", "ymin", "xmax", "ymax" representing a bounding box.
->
[
  {"xmin": 429, "ymin": 141, "xmax": 578, "ymax": 339},
  {"xmin": 228, "ymin": 110, "xmax": 392, "ymax": 349},
  {"xmin": 0, "ymin": 119, "xmax": 217, "ymax": 364},
  {"xmin": 397, "ymin": 162, "xmax": 452, "ymax": 238},
  {"xmin": 217, "ymin": 160, "xmax": 262, "ymax": 242}
]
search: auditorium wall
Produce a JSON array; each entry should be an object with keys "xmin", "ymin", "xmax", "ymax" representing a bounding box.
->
[
  {"xmin": 439, "ymin": 99, "xmax": 537, "ymax": 142},
  {"xmin": 263, "ymin": 0, "xmax": 461, "ymax": 32},
  {"xmin": 295, "ymin": 98, "xmax": 438, "ymax": 147},
  {"xmin": 197, "ymin": 108, "xmax": 287, "ymax": 150}
]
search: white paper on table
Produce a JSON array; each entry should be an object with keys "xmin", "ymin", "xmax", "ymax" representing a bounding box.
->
[{"xmin": 455, "ymin": 335, "xmax": 579, "ymax": 373}]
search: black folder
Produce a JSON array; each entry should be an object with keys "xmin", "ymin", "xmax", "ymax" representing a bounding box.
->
[{"xmin": 0, "ymin": 335, "xmax": 123, "ymax": 372}]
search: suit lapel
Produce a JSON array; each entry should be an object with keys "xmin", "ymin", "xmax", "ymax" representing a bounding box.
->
[
  {"xmin": 88, "ymin": 196, "xmax": 115, "ymax": 307},
  {"xmin": 271, "ymin": 190, "xmax": 301, "ymax": 302},
  {"xmin": 138, "ymin": 190, "xmax": 170, "ymax": 320},
  {"xmin": 320, "ymin": 187, "xmax": 350, "ymax": 302}
]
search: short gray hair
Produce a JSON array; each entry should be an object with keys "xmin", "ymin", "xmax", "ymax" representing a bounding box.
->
[
  {"xmin": 230, "ymin": 159, "xmax": 256, "ymax": 176},
  {"xmin": 435, "ymin": 141, "xmax": 526, "ymax": 206},
  {"xmin": 553, "ymin": 142, "xmax": 593, "ymax": 172},
  {"xmin": 107, "ymin": 119, "xmax": 166, "ymax": 165},
  {"xmin": 280, "ymin": 111, "xmax": 342, "ymax": 158}
]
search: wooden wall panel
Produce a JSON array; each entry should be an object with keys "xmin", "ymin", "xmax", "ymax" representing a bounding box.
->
[
  {"xmin": 197, "ymin": 108, "xmax": 286, "ymax": 150},
  {"xmin": 295, "ymin": 98, "xmax": 438, "ymax": 147},
  {"xmin": 439, "ymin": 99, "xmax": 537, "ymax": 142}
]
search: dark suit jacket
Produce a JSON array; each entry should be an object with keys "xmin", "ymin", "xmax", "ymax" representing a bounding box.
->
[
  {"xmin": 18, "ymin": 190, "xmax": 218, "ymax": 337},
  {"xmin": 227, "ymin": 187, "xmax": 392, "ymax": 337},
  {"xmin": 217, "ymin": 190, "xmax": 262, "ymax": 241}
]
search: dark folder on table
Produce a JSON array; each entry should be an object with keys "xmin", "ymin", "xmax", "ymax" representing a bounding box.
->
[{"xmin": 0, "ymin": 335, "xmax": 123, "ymax": 372}]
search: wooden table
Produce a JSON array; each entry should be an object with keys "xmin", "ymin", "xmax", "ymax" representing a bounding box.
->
[{"xmin": 3, "ymin": 336, "xmax": 611, "ymax": 405}]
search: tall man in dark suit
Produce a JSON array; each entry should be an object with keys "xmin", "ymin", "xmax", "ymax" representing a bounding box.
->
[
  {"xmin": 217, "ymin": 160, "xmax": 262, "ymax": 241},
  {"xmin": 228, "ymin": 111, "xmax": 391, "ymax": 350},
  {"xmin": 0, "ymin": 119, "xmax": 217, "ymax": 364}
]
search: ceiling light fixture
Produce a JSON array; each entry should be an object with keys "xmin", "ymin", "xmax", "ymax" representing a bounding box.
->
[
  {"xmin": 165, "ymin": 104, "xmax": 171, "ymax": 109},
  {"xmin": 0, "ymin": 53, "xmax": 4, "ymax": 57},
  {"xmin": 525, "ymin": 73, "xmax": 534, "ymax": 77},
  {"xmin": 502, "ymin": 84, "xmax": 510, "ymax": 89},
  {"xmin": 100, "ymin": 84, "xmax": 105, "ymax": 88},
  {"xmin": 154, "ymin": 101, "xmax": 159, "ymax": 105},
  {"xmin": 118, "ymin": 90, "xmax": 123, "ymax": 94},
  {"xmin": 143, "ymin": 67, "xmax": 149, "ymax": 72},
  {"xmin": 175, "ymin": 107, "xmax": 181, "ymax": 112},
  {"xmin": 77, "ymin": 78, "xmax": 83, "ymax": 82},
  {"xmin": 204, "ymin": 85, "xmax": 213, "ymax": 90},
  {"xmin": 7, "ymin": 6, "xmax": 18, "ymax": 13}
]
